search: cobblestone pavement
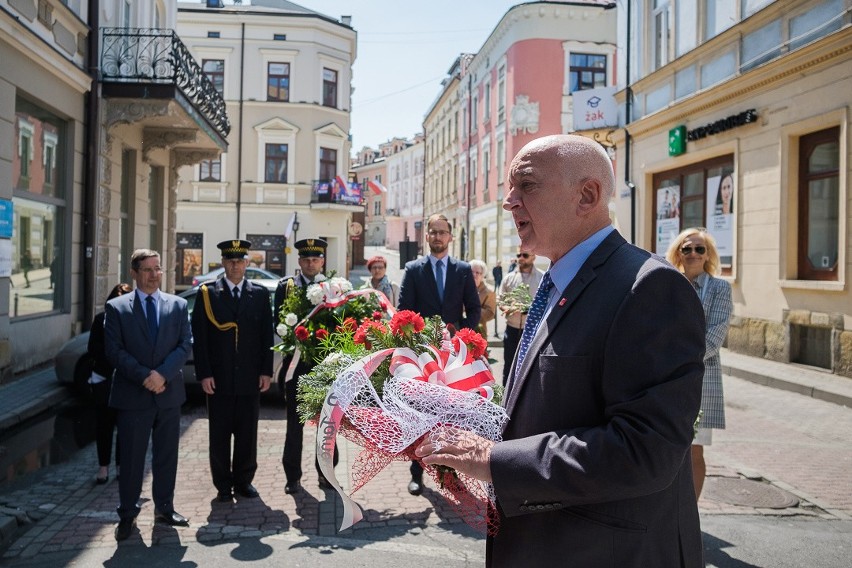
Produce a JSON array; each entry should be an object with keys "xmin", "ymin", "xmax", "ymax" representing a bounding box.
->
[
  {"xmin": 701, "ymin": 375, "xmax": 852, "ymax": 519},
  {"xmin": 2, "ymin": 356, "xmax": 851, "ymax": 564},
  {"xmin": 0, "ymin": 398, "xmax": 482, "ymax": 562}
]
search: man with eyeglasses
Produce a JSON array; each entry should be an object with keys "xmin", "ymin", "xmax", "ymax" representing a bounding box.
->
[
  {"xmin": 104, "ymin": 249, "xmax": 193, "ymax": 541},
  {"xmin": 498, "ymin": 248, "xmax": 545, "ymax": 384},
  {"xmin": 398, "ymin": 213, "xmax": 481, "ymax": 495}
]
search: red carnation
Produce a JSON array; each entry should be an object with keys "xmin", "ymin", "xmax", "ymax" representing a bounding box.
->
[
  {"xmin": 315, "ymin": 328, "xmax": 329, "ymax": 340},
  {"xmin": 453, "ymin": 328, "xmax": 487, "ymax": 360},
  {"xmin": 342, "ymin": 317, "xmax": 358, "ymax": 332},
  {"xmin": 390, "ymin": 310, "xmax": 425, "ymax": 335},
  {"xmin": 372, "ymin": 310, "xmax": 383, "ymax": 320},
  {"xmin": 294, "ymin": 325, "xmax": 309, "ymax": 341}
]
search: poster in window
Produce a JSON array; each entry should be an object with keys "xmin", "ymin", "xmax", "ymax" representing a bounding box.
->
[
  {"xmin": 182, "ymin": 248, "xmax": 203, "ymax": 281},
  {"xmin": 655, "ymin": 185, "xmax": 681, "ymax": 254},
  {"xmin": 176, "ymin": 232, "xmax": 204, "ymax": 286},
  {"xmin": 706, "ymin": 172, "xmax": 734, "ymax": 267}
]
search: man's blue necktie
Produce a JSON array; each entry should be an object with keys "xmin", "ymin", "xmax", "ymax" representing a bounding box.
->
[
  {"xmin": 435, "ymin": 259, "xmax": 445, "ymax": 302},
  {"xmin": 515, "ymin": 271, "xmax": 554, "ymax": 370},
  {"xmin": 146, "ymin": 295, "xmax": 159, "ymax": 343}
]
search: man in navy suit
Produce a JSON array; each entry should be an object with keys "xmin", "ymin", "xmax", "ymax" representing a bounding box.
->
[
  {"xmin": 417, "ymin": 135, "xmax": 705, "ymax": 567},
  {"xmin": 398, "ymin": 213, "xmax": 481, "ymax": 495},
  {"xmin": 105, "ymin": 249, "xmax": 192, "ymax": 541}
]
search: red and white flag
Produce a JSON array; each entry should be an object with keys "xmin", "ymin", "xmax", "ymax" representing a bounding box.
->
[{"xmin": 367, "ymin": 180, "xmax": 387, "ymax": 195}]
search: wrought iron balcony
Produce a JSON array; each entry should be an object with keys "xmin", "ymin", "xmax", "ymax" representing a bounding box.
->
[{"xmin": 101, "ymin": 28, "xmax": 230, "ymax": 138}]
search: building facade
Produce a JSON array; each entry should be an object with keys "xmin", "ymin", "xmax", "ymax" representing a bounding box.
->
[
  {"xmin": 613, "ymin": 0, "xmax": 852, "ymax": 376},
  {"xmin": 174, "ymin": 0, "xmax": 358, "ymax": 283},
  {"xmin": 352, "ymin": 146, "xmax": 388, "ymax": 247},
  {"xmin": 2, "ymin": 0, "xmax": 227, "ymax": 377},
  {"xmin": 384, "ymin": 135, "xmax": 424, "ymax": 253},
  {"xmin": 456, "ymin": 1, "xmax": 616, "ymax": 266}
]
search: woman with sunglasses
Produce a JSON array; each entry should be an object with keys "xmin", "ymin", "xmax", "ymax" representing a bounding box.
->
[
  {"xmin": 361, "ymin": 255, "xmax": 399, "ymax": 307},
  {"xmin": 666, "ymin": 228, "xmax": 733, "ymax": 500},
  {"xmin": 469, "ymin": 259, "xmax": 497, "ymax": 339}
]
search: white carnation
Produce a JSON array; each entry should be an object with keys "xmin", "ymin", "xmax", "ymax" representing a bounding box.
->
[
  {"xmin": 285, "ymin": 313, "xmax": 298, "ymax": 326},
  {"xmin": 314, "ymin": 273, "xmax": 327, "ymax": 283},
  {"xmin": 306, "ymin": 283, "xmax": 325, "ymax": 305},
  {"xmin": 276, "ymin": 324, "xmax": 289, "ymax": 337},
  {"xmin": 329, "ymin": 277, "xmax": 353, "ymax": 295}
]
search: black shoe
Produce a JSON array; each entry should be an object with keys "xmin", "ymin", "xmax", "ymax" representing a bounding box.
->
[
  {"xmin": 96, "ymin": 476, "xmax": 108, "ymax": 485},
  {"xmin": 284, "ymin": 481, "xmax": 302, "ymax": 495},
  {"xmin": 115, "ymin": 518, "xmax": 136, "ymax": 541},
  {"xmin": 317, "ymin": 475, "xmax": 333, "ymax": 490},
  {"xmin": 217, "ymin": 491, "xmax": 233, "ymax": 503},
  {"xmin": 154, "ymin": 509, "xmax": 190, "ymax": 527},
  {"xmin": 235, "ymin": 484, "xmax": 259, "ymax": 499},
  {"xmin": 407, "ymin": 478, "xmax": 424, "ymax": 496}
]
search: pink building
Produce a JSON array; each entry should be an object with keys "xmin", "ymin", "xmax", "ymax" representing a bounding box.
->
[{"xmin": 450, "ymin": 0, "xmax": 616, "ymax": 266}]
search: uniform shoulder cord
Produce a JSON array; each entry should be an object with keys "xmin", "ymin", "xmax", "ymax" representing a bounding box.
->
[{"xmin": 201, "ymin": 284, "xmax": 239, "ymax": 350}]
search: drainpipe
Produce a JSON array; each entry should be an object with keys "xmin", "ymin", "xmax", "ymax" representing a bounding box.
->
[
  {"xmin": 236, "ymin": 22, "xmax": 245, "ymax": 235},
  {"xmin": 81, "ymin": 0, "xmax": 100, "ymax": 331},
  {"xmin": 625, "ymin": 0, "xmax": 636, "ymax": 244},
  {"xmin": 464, "ymin": 71, "xmax": 472, "ymax": 261}
]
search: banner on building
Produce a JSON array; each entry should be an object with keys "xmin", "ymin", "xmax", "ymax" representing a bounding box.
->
[{"xmin": 572, "ymin": 86, "xmax": 618, "ymax": 130}]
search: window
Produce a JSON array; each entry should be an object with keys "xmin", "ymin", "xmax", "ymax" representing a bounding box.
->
[
  {"xmin": 569, "ymin": 53, "xmax": 607, "ymax": 93},
  {"xmin": 704, "ymin": 0, "xmax": 736, "ymax": 41},
  {"xmin": 267, "ymin": 63, "xmax": 290, "ymax": 102},
  {"xmin": 12, "ymin": 97, "xmax": 67, "ymax": 317},
  {"xmin": 675, "ymin": 0, "xmax": 697, "ymax": 56},
  {"xmin": 652, "ymin": 0, "xmax": 672, "ymax": 70},
  {"xmin": 265, "ymin": 144, "xmax": 288, "ymax": 183},
  {"xmin": 652, "ymin": 156, "xmax": 735, "ymax": 270},
  {"xmin": 798, "ymin": 127, "xmax": 839, "ymax": 280},
  {"xmin": 741, "ymin": 18, "xmax": 782, "ymax": 71},
  {"xmin": 374, "ymin": 201, "xmax": 381, "ymax": 215},
  {"xmin": 483, "ymin": 148, "xmax": 491, "ymax": 190},
  {"xmin": 471, "ymin": 93, "xmax": 478, "ymax": 131},
  {"xmin": 203, "ymin": 59, "xmax": 224, "ymax": 95},
  {"xmin": 322, "ymin": 68, "xmax": 337, "ymax": 108},
  {"xmin": 497, "ymin": 65, "xmax": 506, "ymax": 123},
  {"xmin": 199, "ymin": 158, "xmax": 221, "ymax": 182},
  {"xmin": 273, "ymin": 34, "xmax": 287, "ymax": 41},
  {"xmin": 483, "ymin": 82, "xmax": 491, "ymax": 121},
  {"xmin": 319, "ymin": 147, "xmax": 337, "ymax": 182},
  {"xmin": 207, "ymin": 31, "xmax": 220, "ymax": 38}
]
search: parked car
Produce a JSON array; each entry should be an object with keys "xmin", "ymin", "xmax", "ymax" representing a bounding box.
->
[
  {"xmin": 55, "ymin": 279, "xmax": 283, "ymax": 394},
  {"xmin": 191, "ymin": 266, "xmax": 280, "ymax": 288}
]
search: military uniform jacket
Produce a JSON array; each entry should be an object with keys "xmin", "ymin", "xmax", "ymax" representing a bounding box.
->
[
  {"xmin": 191, "ymin": 277, "xmax": 274, "ymax": 396},
  {"xmin": 274, "ymin": 274, "xmax": 315, "ymax": 373}
]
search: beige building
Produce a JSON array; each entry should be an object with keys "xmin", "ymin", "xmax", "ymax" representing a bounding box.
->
[
  {"xmin": 1, "ymin": 0, "xmax": 90, "ymax": 376},
  {"xmin": 424, "ymin": 55, "xmax": 466, "ymax": 259},
  {"xmin": 613, "ymin": 0, "xmax": 851, "ymax": 377},
  {"xmin": 175, "ymin": 0, "xmax": 358, "ymax": 283},
  {"xmin": 352, "ymin": 146, "xmax": 388, "ymax": 247}
]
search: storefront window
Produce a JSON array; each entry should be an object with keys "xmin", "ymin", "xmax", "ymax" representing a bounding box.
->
[
  {"xmin": 653, "ymin": 155, "xmax": 735, "ymax": 270},
  {"xmin": 11, "ymin": 98, "xmax": 66, "ymax": 317},
  {"xmin": 798, "ymin": 127, "xmax": 839, "ymax": 280}
]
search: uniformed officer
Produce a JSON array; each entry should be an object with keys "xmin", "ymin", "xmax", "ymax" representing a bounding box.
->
[
  {"xmin": 191, "ymin": 239, "xmax": 274, "ymax": 502},
  {"xmin": 274, "ymin": 237, "xmax": 338, "ymax": 494}
]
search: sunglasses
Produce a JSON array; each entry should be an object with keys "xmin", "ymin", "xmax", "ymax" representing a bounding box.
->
[
  {"xmin": 516, "ymin": 253, "xmax": 531, "ymax": 258},
  {"xmin": 680, "ymin": 246, "xmax": 707, "ymax": 255}
]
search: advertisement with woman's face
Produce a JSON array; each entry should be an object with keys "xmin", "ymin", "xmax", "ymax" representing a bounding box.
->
[{"xmin": 706, "ymin": 171, "xmax": 734, "ymax": 267}]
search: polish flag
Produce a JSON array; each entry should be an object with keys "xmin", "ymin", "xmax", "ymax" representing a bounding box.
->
[{"xmin": 367, "ymin": 180, "xmax": 387, "ymax": 195}]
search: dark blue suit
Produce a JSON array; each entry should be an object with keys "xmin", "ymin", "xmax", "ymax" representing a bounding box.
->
[
  {"xmin": 105, "ymin": 290, "xmax": 191, "ymax": 521},
  {"xmin": 398, "ymin": 254, "xmax": 481, "ymax": 482},
  {"xmin": 397, "ymin": 255, "xmax": 481, "ymax": 331}
]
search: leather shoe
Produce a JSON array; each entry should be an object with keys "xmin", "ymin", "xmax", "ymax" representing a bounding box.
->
[
  {"xmin": 115, "ymin": 517, "xmax": 136, "ymax": 541},
  {"xmin": 407, "ymin": 478, "xmax": 424, "ymax": 496},
  {"xmin": 284, "ymin": 481, "xmax": 302, "ymax": 495},
  {"xmin": 217, "ymin": 491, "xmax": 233, "ymax": 503},
  {"xmin": 154, "ymin": 509, "xmax": 190, "ymax": 527},
  {"xmin": 235, "ymin": 484, "xmax": 259, "ymax": 499}
]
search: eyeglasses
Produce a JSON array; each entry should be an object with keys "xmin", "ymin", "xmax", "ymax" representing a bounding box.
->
[
  {"xmin": 680, "ymin": 246, "xmax": 707, "ymax": 255},
  {"xmin": 369, "ymin": 265, "xmax": 385, "ymax": 270},
  {"xmin": 428, "ymin": 230, "xmax": 450, "ymax": 237},
  {"xmin": 516, "ymin": 253, "xmax": 531, "ymax": 258}
]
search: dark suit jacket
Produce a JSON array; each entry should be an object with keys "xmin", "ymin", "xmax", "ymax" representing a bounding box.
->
[
  {"xmin": 397, "ymin": 255, "xmax": 481, "ymax": 331},
  {"xmin": 105, "ymin": 291, "xmax": 192, "ymax": 411},
  {"xmin": 488, "ymin": 231, "xmax": 706, "ymax": 567},
  {"xmin": 191, "ymin": 277, "xmax": 274, "ymax": 396}
]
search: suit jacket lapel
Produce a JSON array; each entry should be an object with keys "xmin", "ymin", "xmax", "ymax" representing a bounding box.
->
[
  {"xmin": 504, "ymin": 232, "xmax": 627, "ymax": 417},
  {"xmin": 216, "ymin": 278, "xmax": 239, "ymax": 316}
]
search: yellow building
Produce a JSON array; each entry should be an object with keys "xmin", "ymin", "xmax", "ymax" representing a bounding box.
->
[{"xmin": 614, "ymin": 0, "xmax": 851, "ymax": 376}]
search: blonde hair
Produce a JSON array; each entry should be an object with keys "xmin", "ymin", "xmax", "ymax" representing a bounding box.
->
[{"xmin": 665, "ymin": 227, "xmax": 721, "ymax": 275}]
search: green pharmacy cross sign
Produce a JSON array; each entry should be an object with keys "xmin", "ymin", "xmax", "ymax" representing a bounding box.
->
[{"xmin": 669, "ymin": 125, "xmax": 686, "ymax": 156}]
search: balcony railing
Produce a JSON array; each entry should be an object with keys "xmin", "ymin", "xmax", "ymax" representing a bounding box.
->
[{"xmin": 101, "ymin": 28, "xmax": 230, "ymax": 137}]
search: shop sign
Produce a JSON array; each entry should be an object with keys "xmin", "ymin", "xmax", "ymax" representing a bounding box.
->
[
  {"xmin": 687, "ymin": 109, "xmax": 757, "ymax": 141},
  {"xmin": 0, "ymin": 200, "xmax": 12, "ymax": 239},
  {"xmin": 669, "ymin": 125, "xmax": 686, "ymax": 156}
]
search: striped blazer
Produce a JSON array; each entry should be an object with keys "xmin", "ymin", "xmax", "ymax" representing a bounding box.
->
[{"xmin": 695, "ymin": 272, "xmax": 733, "ymax": 429}]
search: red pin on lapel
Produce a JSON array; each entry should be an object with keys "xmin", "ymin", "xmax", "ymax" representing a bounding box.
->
[{"xmin": 558, "ymin": 298, "xmax": 567, "ymax": 307}]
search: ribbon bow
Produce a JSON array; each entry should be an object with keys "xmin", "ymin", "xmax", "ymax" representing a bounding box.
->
[{"xmin": 389, "ymin": 343, "xmax": 495, "ymax": 400}]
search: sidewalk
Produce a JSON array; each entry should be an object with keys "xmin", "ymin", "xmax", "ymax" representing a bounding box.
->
[{"xmin": 1, "ymin": 336, "xmax": 850, "ymax": 553}]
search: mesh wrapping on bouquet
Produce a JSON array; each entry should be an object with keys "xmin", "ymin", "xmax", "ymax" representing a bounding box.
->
[{"xmin": 321, "ymin": 350, "xmax": 508, "ymax": 534}]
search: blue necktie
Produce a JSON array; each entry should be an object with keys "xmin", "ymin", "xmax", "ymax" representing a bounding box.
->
[
  {"xmin": 515, "ymin": 271, "xmax": 554, "ymax": 370},
  {"xmin": 435, "ymin": 259, "xmax": 445, "ymax": 302},
  {"xmin": 146, "ymin": 295, "xmax": 159, "ymax": 343}
]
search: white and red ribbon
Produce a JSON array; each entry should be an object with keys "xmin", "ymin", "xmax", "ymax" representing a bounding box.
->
[{"xmin": 315, "ymin": 343, "xmax": 506, "ymax": 531}]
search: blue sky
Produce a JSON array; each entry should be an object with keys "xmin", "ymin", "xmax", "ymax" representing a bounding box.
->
[{"xmin": 300, "ymin": 0, "xmax": 523, "ymax": 149}]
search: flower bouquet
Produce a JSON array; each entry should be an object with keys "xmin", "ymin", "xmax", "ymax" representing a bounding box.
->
[
  {"xmin": 301, "ymin": 311, "xmax": 508, "ymax": 534},
  {"xmin": 274, "ymin": 275, "xmax": 394, "ymax": 381},
  {"xmin": 497, "ymin": 283, "xmax": 533, "ymax": 315}
]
